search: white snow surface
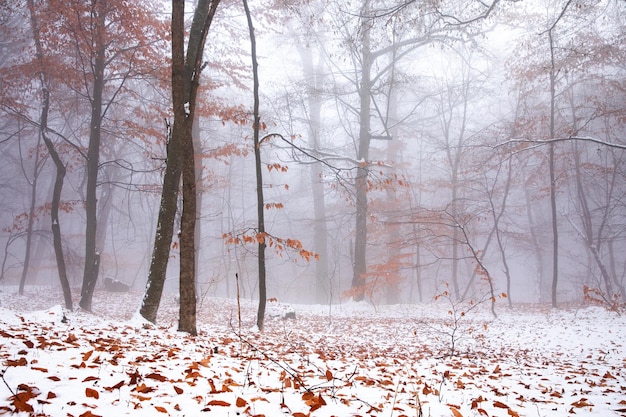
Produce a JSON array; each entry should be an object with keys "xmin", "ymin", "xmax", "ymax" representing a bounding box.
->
[{"xmin": 0, "ymin": 286, "xmax": 624, "ymax": 417}]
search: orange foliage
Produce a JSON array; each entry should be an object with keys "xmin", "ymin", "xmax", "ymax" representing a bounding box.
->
[
  {"xmin": 3, "ymin": 201, "xmax": 82, "ymax": 233},
  {"xmin": 223, "ymin": 231, "xmax": 319, "ymax": 263},
  {"xmin": 583, "ymin": 285, "xmax": 624, "ymax": 313}
]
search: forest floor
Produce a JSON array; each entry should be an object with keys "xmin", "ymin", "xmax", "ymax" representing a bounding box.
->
[{"xmin": 0, "ymin": 284, "xmax": 625, "ymax": 417}]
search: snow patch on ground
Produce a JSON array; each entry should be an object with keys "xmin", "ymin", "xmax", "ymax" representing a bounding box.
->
[{"xmin": 0, "ymin": 285, "xmax": 624, "ymax": 417}]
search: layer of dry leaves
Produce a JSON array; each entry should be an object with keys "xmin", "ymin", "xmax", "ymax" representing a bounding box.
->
[{"xmin": 0, "ymin": 285, "xmax": 625, "ymax": 416}]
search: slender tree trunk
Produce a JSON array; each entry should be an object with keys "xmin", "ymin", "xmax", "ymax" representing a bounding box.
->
[
  {"xmin": 80, "ymin": 3, "xmax": 107, "ymax": 312},
  {"xmin": 549, "ymin": 146, "xmax": 559, "ymax": 308},
  {"xmin": 573, "ymin": 145, "xmax": 614, "ymax": 299},
  {"xmin": 548, "ymin": 30, "xmax": 559, "ymax": 309},
  {"xmin": 385, "ymin": 82, "xmax": 400, "ymax": 304},
  {"xmin": 242, "ymin": 0, "xmax": 267, "ymax": 331},
  {"xmin": 27, "ymin": 0, "xmax": 73, "ymax": 310},
  {"xmin": 524, "ymin": 176, "xmax": 544, "ymax": 303},
  {"xmin": 450, "ymin": 182, "xmax": 460, "ymax": 300},
  {"xmin": 18, "ymin": 128, "xmax": 41, "ymax": 294},
  {"xmin": 410, "ymin": 146, "xmax": 424, "ymax": 303},
  {"xmin": 443, "ymin": 72, "xmax": 469, "ymax": 302},
  {"xmin": 352, "ymin": 3, "xmax": 372, "ymax": 301},
  {"xmin": 95, "ymin": 168, "xmax": 116, "ymax": 268},
  {"xmin": 607, "ymin": 238, "xmax": 626, "ymax": 299},
  {"xmin": 298, "ymin": 45, "xmax": 329, "ymax": 304},
  {"xmin": 311, "ymin": 152, "xmax": 329, "ymax": 304},
  {"xmin": 491, "ymin": 160, "xmax": 513, "ymax": 307}
]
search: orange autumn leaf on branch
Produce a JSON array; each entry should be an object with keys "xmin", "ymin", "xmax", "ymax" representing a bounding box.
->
[{"xmin": 223, "ymin": 230, "xmax": 319, "ymax": 262}]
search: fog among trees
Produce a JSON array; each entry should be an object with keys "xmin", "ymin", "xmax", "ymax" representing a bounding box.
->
[{"xmin": 1, "ymin": 0, "xmax": 624, "ymax": 331}]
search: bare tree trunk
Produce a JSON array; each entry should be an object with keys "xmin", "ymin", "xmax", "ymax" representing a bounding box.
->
[
  {"xmin": 298, "ymin": 45, "xmax": 329, "ymax": 305},
  {"xmin": 27, "ymin": 0, "xmax": 73, "ymax": 310},
  {"xmin": 179, "ymin": 117, "xmax": 197, "ymax": 335},
  {"xmin": 18, "ymin": 125, "xmax": 41, "ymax": 294},
  {"xmin": 491, "ymin": 159, "xmax": 513, "ymax": 308},
  {"xmin": 413, "ymin": 233, "xmax": 423, "ymax": 303},
  {"xmin": 572, "ymin": 144, "xmax": 614, "ymax": 299},
  {"xmin": 95, "ymin": 171, "xmax": 114, "ymax": 277},
  {"xmin": 548, "ymin": 30, "xmax": 559, "ymax": 309},
  {"xmin": 140, "ymin": 122, "xmax": 182, "ymax": 323},
  {"xmin": 352, "ymin": 3, "xmax": 372, "ymax": 301},
  {"xmin": 79, "ymin": 2, "xmax": 107, "ymax": 312},
  {"xmin": 384, "ymin": 77, "xmax": 401, "ymax": 304},
  {"xmin": 242, "ymin": 0, "xmax": 267, "ymax": 331},
  {"xmin": 140, "ymin": 0, "xmax": 219, "ymax": 331},
  {"xmin": 442, "ymin": 62, "xmax": 470, "ymax": 302},
  {"xmin": 455, "ymin": 215, "xmax": 498, "ymax": 318},
  {"xmin": 607, "ymin": 238, "xmax": 626, "ymax": 299},
  {"xmin": 192, "ymin": 114, "xmax": 203, "ymax": 298},
  {"xmin": 524, "ymin": 175, "xmax": 544, "ymax": 303}
]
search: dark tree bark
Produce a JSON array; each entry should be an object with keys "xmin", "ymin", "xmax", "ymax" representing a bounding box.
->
[
  {"xmin": 27, "ymin": 0, "xmax": 73, "ymax": 310},
  {"xmin": 79, "ymin": 1, "xmax": 107, "ymax": 312},
  {"xmin": 242, "ymin": 0, "xmax": 267, "ymax": 331},
  {"xmin": 140, "ymin": 122, "xmax": 182, "ymax": 323},
  {"xmin": 140, "ymin": 0, "xmax": 219, "ymax": 334},
  {"xmin": 178, "ymin": 119, "xmax": 197, "ymax": 334}
]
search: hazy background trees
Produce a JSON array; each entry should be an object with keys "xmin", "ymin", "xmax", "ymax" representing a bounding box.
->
[{"xmin": 1, "ymin": 0, "xmax": 624, "ymax": 319}]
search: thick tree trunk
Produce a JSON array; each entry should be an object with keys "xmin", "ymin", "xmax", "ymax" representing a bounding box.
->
[
  {"xmin": 140, "ymin": 0, "xmax": 219, "ymax": 331},
  {"xmin": 140, "ymin": 125, "xmax": 183, "ymax": 323},
  {"xmin": 179, "ymin": 118, "xmax": 197, "ymax": 335},
  {"xmin": 141, "ymin": 0, "xmax": 187, "ymax": 324}
]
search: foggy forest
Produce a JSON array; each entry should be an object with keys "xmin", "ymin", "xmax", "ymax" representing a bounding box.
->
[
  {"xmin": 1, "ymin": 0, "xmax": 626, "ymax": 416},
  {"xmin": 2, "ymin": 0, "xmax": 625, "ymax": 323}
]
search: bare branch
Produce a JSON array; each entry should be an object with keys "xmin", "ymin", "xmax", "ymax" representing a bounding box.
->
[
  {"xmin": 495, "ymin": 136, "xmax": 626, "ymax": 151},
  {"xmin": 541, "ymin": 0, "xmax": 575, "ymax": 34}
]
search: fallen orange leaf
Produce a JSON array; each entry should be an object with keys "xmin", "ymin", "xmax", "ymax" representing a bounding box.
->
[
  {"xmin": 78, "ymin": 411, "xmax": 101, "ymax": 417},
  {"xmin": 507, "ymin": 408, "xmax": 520, "ymax": 417},
  {"xmin": 207, "ymin": 400, "xmax": 230, "ymax": 406},
  {"xmin": 449, "ymin": 406, "xmax": 464, "ymax": 417},
  {"xmin": 146, "ymin": 372, "xmax": 168, "ymax": 382},
  {"xmin": 85, "ymin": 387, "xmax": 99, "ymax": 399}
]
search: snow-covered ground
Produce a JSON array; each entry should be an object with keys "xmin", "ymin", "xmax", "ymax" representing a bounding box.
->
[{"xmin": 0, "ymin": 285, "xmax": 624, "ymax": 416}]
